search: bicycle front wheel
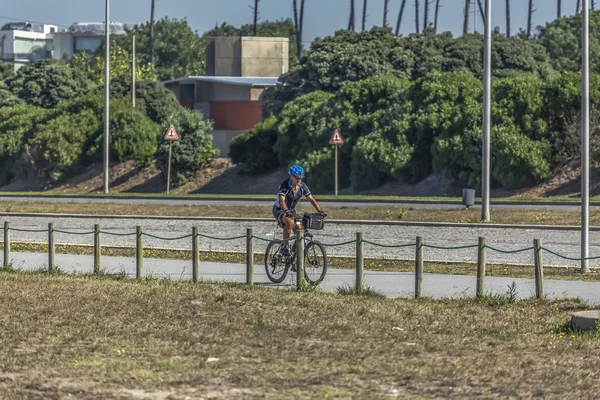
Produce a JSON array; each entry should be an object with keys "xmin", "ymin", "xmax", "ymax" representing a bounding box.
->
[
  {"xmin": 265, "ymin": 241, "xmax": 290, "ymax": 283},
  {"xmin": 304, "ymin": 241, "xmax": 327, "ymax": 285}
]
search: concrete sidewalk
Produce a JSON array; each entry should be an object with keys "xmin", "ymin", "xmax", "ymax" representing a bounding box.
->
[{"xmin": 6, "ymin": 252, "xmax": 598, "ymax": 304}]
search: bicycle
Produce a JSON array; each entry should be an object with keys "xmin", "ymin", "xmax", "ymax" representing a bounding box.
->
[{"xmin": 264, "ymin": 212, "xmax": 328, "ymax": 285}]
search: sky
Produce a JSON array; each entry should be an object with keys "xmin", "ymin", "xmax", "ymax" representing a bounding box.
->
[{"xmin": 0, "ymin": 0, "xmax": 589, "ymax": 44}]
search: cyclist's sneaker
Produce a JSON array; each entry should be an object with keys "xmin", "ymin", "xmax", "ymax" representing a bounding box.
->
[{"xmin": 280, "ymin": 245, "xmax": 291, "ymax": 257}]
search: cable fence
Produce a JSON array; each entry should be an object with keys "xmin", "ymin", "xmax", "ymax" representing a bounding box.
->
[{"xmin": 1, "ymin": 220, "xmax": 599, "ymax": 298}]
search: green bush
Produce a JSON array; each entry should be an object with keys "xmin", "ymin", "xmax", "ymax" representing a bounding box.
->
[
  {"xmin": 109, "ymin": 104, "xmax": 160, "ymax": 166},
  {"xmin": 350, "ymin": 132, "xmax": 413, "ymax": 191},
  {"xmin": 229, "ymin": 117, "xmax": 279, "ymax": 173},
  {"xmin": 294, "ymin": 148, "xmax": 339, "ymax": 194},
  {"xmin": 491, "ymin": 124, "xmax": 552, "ymax": 189},
  {"xmin": 6, "ymin": 60, "xmax": 96, "ymax": 108},
  {"xmin": 0, "ymin": 104, "xmax": 50, "ymax": 184},
  {"xmin": 155, "ymin": 109, "xmax": 218, "ymax": 187},
  {"xmin": 109, "ymin": 76, "xmax": 182, "ymax": 125},
  {"xmin": 24, "ymin": 110, "xmax": 99, "ymax": 183}
]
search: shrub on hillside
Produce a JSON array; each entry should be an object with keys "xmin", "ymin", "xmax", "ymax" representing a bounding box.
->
[
  {"xmin": 229, "ymin": 117, "xmax": 279, "ymax": 173},
  {"xmin": 6, "ymin": 60, "xmax": 96, "ymax": 108},
  {"xmin": 491, "ymin": 124, "xmax": 552, "ymax": 189},
  {"xmin": 155, "ymin": 109, "xmax": 218, "ymax": 187}
]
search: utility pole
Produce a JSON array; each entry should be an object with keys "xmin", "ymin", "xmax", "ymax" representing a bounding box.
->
[
  {"xmin": 481, "ymin": 0, "xmax": 491, "ymax": 222},
  {"xmin": 104, "ymin": 0, "xmax": 110, "ymax": 194},
  {"xmin": 150, "ymin": 0, "xmax": 155, "ymax": 65},
  {"xmin": 132, "ymin": 34, "xmax": 136, "ymax": 107},
  {"xmin": 582, "ymin": 0, "xmax": 590, "ymax": 272}
]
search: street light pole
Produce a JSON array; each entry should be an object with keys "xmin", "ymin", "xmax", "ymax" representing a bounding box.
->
[
  {"xmin": 582, "ymin": 0, "xmax": 590, "ymax": 272},
  {"xmin": 103, "ymin": 0, "xmax": 110, "ymax": 194},
  {"xmin": 481, "ymin": 0, "xmax": 491, "ymax": 222}
]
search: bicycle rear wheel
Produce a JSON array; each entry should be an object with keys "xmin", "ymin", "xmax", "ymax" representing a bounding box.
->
[
  {"xmin": 304, "ymin": 241, "xmax": 327, "ymax": 285},
  {"xmin": 265, "ymin": 241, "xmax": 290, "ymax": 283}
]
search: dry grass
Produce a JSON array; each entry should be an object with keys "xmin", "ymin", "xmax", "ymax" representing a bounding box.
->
[
  {"xmin": 0, "ymin": 272, "xmax": 598, "ymax": 399},
  {"xmin": 0, "ymin": 201, "xmax": 598, "ymax": 225}
]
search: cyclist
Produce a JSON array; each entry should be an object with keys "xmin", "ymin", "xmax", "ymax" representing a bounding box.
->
[{"xmin": 273, "ymin": 164, "xmax": 325, "ymax": 256}]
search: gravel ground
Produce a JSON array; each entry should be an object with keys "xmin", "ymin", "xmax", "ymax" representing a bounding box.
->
[{"xmin": 3, "ymin": 215, "xmax": 600, "ymax": 268}]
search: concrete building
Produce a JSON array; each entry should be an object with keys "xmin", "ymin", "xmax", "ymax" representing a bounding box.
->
[
  {"xmin": 52, "ymin": 22, "xmax": 126, "ymax": 60},
  {"xmin": 0, "ymin": 23, "xmax": 56, "ymax": 71},
  {"xmin": 0, "ymin": 21, "xmax": 126, "ymax": 71},
  {"xmin": 205, "ymin": 36, "xmax": 289, "ymax": 77},
  {"xmin": 164, "ymin": 76, "xmax": 279, "ymax": 156},
  {"xmin": 164, "ymin": 36, "xmax": 288, "ymax": 157}
]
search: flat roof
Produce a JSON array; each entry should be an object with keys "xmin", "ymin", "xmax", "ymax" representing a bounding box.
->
[{"xmin": 162, "ymin": 76, "xmax": 280, "ymax": 87}]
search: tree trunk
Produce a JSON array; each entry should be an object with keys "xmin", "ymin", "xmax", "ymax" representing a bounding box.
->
[
  {"xmin": 415, "ymin": 0, "xmax": 420, "ymax": 33},
  {"xmin": 150, "ymin": 0, "xmax": 155, "ymax": 66},
  {"xmin": 593, "ymin": 0, "xmax": 596, "ymax": 11},
  {"xmin": 396, "ymin": 0, "xmax": 408, "ymax": 35},
  {"xmin": 383, "ymin": 0, "xmax": 389, "ymax": 27},
  {"xmin": 506, "ymin": 0, "xmax": 511, "ymax": 37},
  {"xmin": 293, "ymin": 0, "xmax": 299, "ymax": 29},
  {"xmin": 298, "ymin": 0, "xmax": 305, "ymax": 59},
  {"xmin": 463, "ymin": 0, "xmax": 471, "ymax": 35},
  {"xmin": 253, "ymin": 0, "xmax": 260, "ymax": 36},
  {"xmin": 434, "ymin": 0, "xmax": 441, "ymax": 32},
  {"xmin": 577, "ymin": 0, "xmax": 581, "ymax": 14},
  {"xmin": 293, "ymin": 0, "xmax": 303, "ymax": 59},
  {"xmin": 362, "ymin": 0, "xmax": 368, "ymax": 31},
  {"xmin": 527, "ymin": 0, "xmax": 533, "ymax": 39},
  {"xmin": 557, "ymin": 0, "xmax": 561, "ymax": 17},
  {"xmin": 424, "ymin": 0, "xmax": 429, "ymax": 30},
  {"xmin": 349, "ymin": 0, "xmax": 356, "ymax": 31},
  {"xmin": 477, "ymin": 0, "xmax": 485, "ymax": 27}
]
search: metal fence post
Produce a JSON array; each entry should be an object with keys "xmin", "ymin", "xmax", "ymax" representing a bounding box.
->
[
  {"xmin": 3, "ymin": 222, "xmax": 9, "ymax": 269},
  {"xmin": 356, "ymin": 232, "xmax": 364, "ymax": 293},
  {"xmin": 296, "ymin": 230, "xmax": 305, "ymax": 290},
  {"xmin": 415, "ymin": 236, "xmax": 423, "ymax": 298},
  {"xmin": 246, "ymin": 228, "xmax": 254, "ymax": 286},
  {"xmin": 94, "ymin": 224, "xmax": 101, "ymax": 274},
  {"xmin": 192, "ymin": 227, "xmax": 199, "ymax": 283},
  {"xmin": 534, "ymin": 239, "xmax": 544, "ymax": 299},
  {"xmin": 136, "ymin": 226, "xmax": 143, "ymax": 279},
  {"xmin": 477, "ymin": 237, "xmax": 486, "ymax": 297},
  {"xmin": 48, "ymin": 223, "xmax": 55, "ymax": 272}
]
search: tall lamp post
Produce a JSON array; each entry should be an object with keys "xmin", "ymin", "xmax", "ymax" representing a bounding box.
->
[
  {"xmin": 103, "ymin": 0, "xmax": 111, "ymax": 194},
  {"xmin": 481, "ymin": 0, "xmax": 491, "ymax": 222},
  {"xmin": 582, "ymin": 0, "xmax": 590, "ymax": 272}
]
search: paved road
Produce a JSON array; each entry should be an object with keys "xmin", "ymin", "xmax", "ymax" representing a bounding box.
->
[
  {"xmin": 2, "ymin": 215, "xmax": 600, "ymax": 269},
  {"xmin": 7, "ymin": 252, "xmax": 600, "ymax": 305},
  {"xmin": 0, "ymin": 195, "xmax": 596, "ymax": 211}
]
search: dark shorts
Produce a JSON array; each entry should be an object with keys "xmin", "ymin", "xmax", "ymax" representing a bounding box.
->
[{"xmin": 272, "ymin": 206, "xmax": 285, "ymax": 223}]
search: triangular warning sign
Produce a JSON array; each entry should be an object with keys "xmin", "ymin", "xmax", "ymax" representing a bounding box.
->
[
  {"xmin": 329, "ymin": 129, "xmax": 344, "ymax": 145},
  {"xmin": 164, "ymin": 125, "xmax": 179, "ymax": 141}
]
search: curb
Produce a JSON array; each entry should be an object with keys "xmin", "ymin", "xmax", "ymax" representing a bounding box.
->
[
  {"xmin": 0, "ymin": 193, "xmax": 596, "ymax": 207},
  {"xmin": 0, "ymin": 212, "xmax": 598, "ymax": 231}
]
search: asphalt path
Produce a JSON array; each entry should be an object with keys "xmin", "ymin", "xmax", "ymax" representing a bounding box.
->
[
  {"xmin": 7, "ymin": 252, "xmax": 600, "ymax": 304},
  {"xmin": 0, "ymin": 195, "xmax": 595, "ymax": 211},
  {"xmin": 2, "ymin": 215, "xmax": 600, "ymax": 268}
]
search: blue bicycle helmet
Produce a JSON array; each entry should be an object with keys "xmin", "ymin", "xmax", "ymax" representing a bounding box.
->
[{"xmin": 289, "ymin": 164, "xmax": 305, "ymax": 178}]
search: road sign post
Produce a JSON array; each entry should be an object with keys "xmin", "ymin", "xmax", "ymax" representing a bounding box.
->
[
  {"xmin": 329, "ymin": 130, "xmax": 344, "ymax": 196},
  {"xmin": 164, "ymin": 125, "xmax": 179, "ymax": 194}
]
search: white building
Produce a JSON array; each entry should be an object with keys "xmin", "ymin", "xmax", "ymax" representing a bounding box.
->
[
  {"xmin": 0, "ymin": 21, "xmax": 125, "ymax": 71},
  {"xmin": 53, "ymin": 22, "xmax": 126, "ymax": 60},
  {"xmin": 0, "ymin": 23, "xmax": 56, "ymax": 71}
]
